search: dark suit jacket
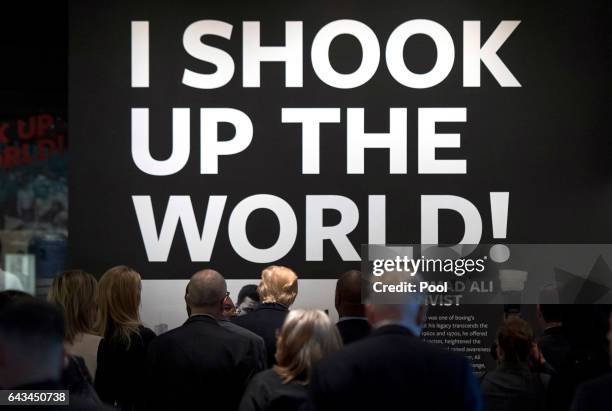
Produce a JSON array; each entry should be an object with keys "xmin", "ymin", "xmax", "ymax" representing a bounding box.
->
[
  {"xmin": 538, "ymin": 326, "xmax": 571, "ymax": 372},
  {"xmin": 571, "ymin": 373, "xmax": 612, "ymax": 411},
  {"xmin": 335, "ymin": 318, "xmax": 371, "ymax": 345},
  {"xmin": 232, "ymin": 303, "xmax": 289, "ymax": 368},
  {"xmin": 219, "ymin": 318, "xmax": 268, "ymax": 372},
  {"xmin": 239, "ymin": 369, "xmax": 308, "ymax": 411},
  {"xmin": 144, "ymin": 315, "xmax": 257, "ymax": 411},
  {"xmin": 95, "ymin": 325, "xmax": 156, "ymax": 411},
  {"xmin": 547, "ymin": 348, "xmax": 610, "ymax": 411},
  {"xmin": 308, "ymin": 324, "xmax": 482, "ymax": 411},
  {"xmin": 480, "ymin": 362, "xmax": 549, "ymax": 411}
]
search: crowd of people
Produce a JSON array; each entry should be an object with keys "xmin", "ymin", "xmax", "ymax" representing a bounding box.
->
[{"xmin": 0, "ymin": 265, "xmax": 610, "ymax": 411}]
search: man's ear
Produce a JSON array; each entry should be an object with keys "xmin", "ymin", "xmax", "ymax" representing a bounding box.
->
[
  {"xmin": 416, "ymin": 304, "xmax": 427, "ymax": 327},
  {"xmin": 185, "ymin": 292, "xmax": 191, "ymax": 316},
  {"xmin": 365, "ymin": 304, "xmax": 375, "ymax": 325},
  {"xmin": 184, "ymin": 283, "xmax": 191, "ymax": 304},
  {"xmin": 496, "ymin": 343, "xmax": 503, "ymax": 360}
]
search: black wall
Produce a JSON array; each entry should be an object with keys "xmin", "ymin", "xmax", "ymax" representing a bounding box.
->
[
  {"xmin": 0, "ymin": 3, "xmax": 67, "ymax": 118},
  {"xmin": 69, "ymin": 0, "xmax": 612, "ymax": 279}
]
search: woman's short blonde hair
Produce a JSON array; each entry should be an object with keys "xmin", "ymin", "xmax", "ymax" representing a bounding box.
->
[
  {"xmin": 48, "ymin": 270, "xmax": 98, "ymax": 343},
  {"xmin": 95, "ymin": 265, "xmax": 142, "ymax": 347},
  {"xmin": 258, "ymin": 266, "xmax": 298, "ymax": 307},
  {"xmin": 274, "ymin": 309, "xmax": 342, "ymax": 384}
]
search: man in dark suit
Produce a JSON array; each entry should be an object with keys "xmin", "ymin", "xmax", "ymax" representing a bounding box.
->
[
  {"xmin": 232, "ymin": 266, "xmax": 298, "ymax": 367},
  {"xmin": 145, "ymin": 270, "xmax": 257, "ymax": 411},
  {"xmin": 217, "ymin": 305, "xmax": 268, "ymax": 371},
  {"xmin": 334, "ymin": 270, "xmax": 371, "ymax": 345},
  {"xmin": 571, "ymin": 373, "xmax": 612, "ymax": 411},
  {"xmin": 536, "ymin": 286, "xmax": 570, "ymax": 372},
  {"xmin": 308, "ymin": 272, "xmax": 482, "ymax": 411},
  {"xmin": 570, "ymin": 310, "xmax": 612, "ymax": 411},
  {"xmin": 548, "ymin": 305, "xmax": 611, "ymax": 411}
]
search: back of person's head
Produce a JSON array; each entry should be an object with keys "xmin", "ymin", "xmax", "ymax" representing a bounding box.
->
[
  {"xmin": 236, "ymin": 284, "xmax": 260, "ymax": 316},
  {"xmin": 274, "ymin": 309, "xmax": 342, "ymax": 384},
  {"xmin": 364, "ymin": 270, "xmax": 427, "ymax": 334},
  {"xmin": 0, "ymin": 300, "xmax": 65, "ymax": 388},
  {"xmin": 258, "ymin": 266, "xmax": 298, "ymax": 307},
  {"xmin": 96, "ymin": 265, "xmax": 141, "ymax": 346},
  {"xmin": 335, "ymin": 270, "xmax": 364, "ymax": 317},
  {"xmin": 185, "ymin": 269, "xmax": 227, "ymax": 317},
  {"xmin": 539, "ymin": 304, "xmax": 564, "ymax": 324},
  {"xmin": 537, "ymin": 285, "xmax": 564, "ymax": 324},
  {"xmin": 497, "ymin": 317, "xmax": 534, "ymax": 364},
  {"xmin": 237, "ymin": 284, "xmax": 260, "ymax": 305},
  {"xmin": 0, "ymin": 289, "xmax": 34, "ymax": 311},
  {"xmin": 48, "ymin": 269, "xmax": 98, "ymax": 343}
]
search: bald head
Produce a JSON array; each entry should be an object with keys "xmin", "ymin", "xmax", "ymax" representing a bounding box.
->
[
  {"xmin": 364, "ymin": 270, "xmax": 427, "ymax": 335},
  {"xmin": 335, "ymin": 270, "xmax": 365, "ymax": 318},
  {"xmin": 185, "ymin": 269, "xmax": 227, "ymax": 316}
]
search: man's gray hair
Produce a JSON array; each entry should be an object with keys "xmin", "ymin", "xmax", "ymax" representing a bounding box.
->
[{"xmin": 364, "ymin": 270, "xmax": 428, "ymax": 332}]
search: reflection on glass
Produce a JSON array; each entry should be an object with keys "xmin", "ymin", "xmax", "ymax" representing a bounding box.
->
[{"xmin": 0, "ymin": 114, "xmax": 68, "ymax": 296}]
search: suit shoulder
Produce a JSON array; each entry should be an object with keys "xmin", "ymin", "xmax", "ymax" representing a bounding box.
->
[
  {"xmin": 314, "ymin": 334, "xmax": 375, "ymax": 368},
  {"xmin": 250, "ymin": 369, "xmax": 278, "ymax": 386},
  {"xmin": 319, "ymin": 333, "xmax": 468, "ymax": 370},
  {"xmin": 223, "ymin": 321, "xmax": 265, "ymax": 342},
  {"xmin": 148, "ymin": 321, "xmax": 252, "ymax": 353},
  {"xmin": 147, "ymin": 326, "xmax": 179, "ymax": 349},
  {"xmin": 219, "ymin": 325, "xmax": 255, "ymax": 345},
  {"xmin": 232, "ymin": 311, "xmax": 261, "ymax": 325},
  {"xmin": 139, "ymin": 326, "xmax": 157, "ymax": 341},
  {"xmin": 577, "ymin": 373, "xmax": 612, "ymax": 395}
]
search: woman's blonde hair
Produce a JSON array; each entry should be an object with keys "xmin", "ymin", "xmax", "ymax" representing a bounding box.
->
[
  {"xmin": 96, "ymin": 265, "xmax": 142, "ymax": 347},
  {"xmin": 48, "ymin": 270, "xmax": 98, "ymax": 343},
  {"xmin": 274, "ymin": 309, "xmax": 342, "ymax": 384},
  {"xmin": 258, "ymin": 266, "xmax": 298, "ymax": 307}
]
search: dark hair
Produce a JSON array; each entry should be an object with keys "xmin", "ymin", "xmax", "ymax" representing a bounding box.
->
[
  {"xmin": 237, "ymin": 284, "xmax": 260, "ymax": 305},
  {"xmin": 0, "ymin": 299, "xmax": 65, "ymax": 347},
  {"xmin": 539, "ymin": 304, "xmax": 564, "ymax": 323},
  {"xmin": 538, "ymin": 286, "xmax": 564, "ymax": 322},
  {"xmin": 497, "ymin": 317, "xmax": 533, "ymax": 363},
  {"xmin": 0, "ymin": 289, "xmax": 35, "ymax": 311}
]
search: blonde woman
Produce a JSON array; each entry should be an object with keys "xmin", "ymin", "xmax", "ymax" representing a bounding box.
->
[
  {"xmin": 94, "ymin": 266, "xmax": 155, "ymax": 411},
  {"xmin": 233, "ymin": 265, "xmax": 298, "ymax": 367},
  {"xmin": 48, "ymin": 270, "xmax": 101, "ymax": 377},
  {"xmin": 239, "ymin": 309, "xmax": 342, "ymax": 411}
]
